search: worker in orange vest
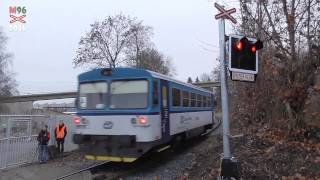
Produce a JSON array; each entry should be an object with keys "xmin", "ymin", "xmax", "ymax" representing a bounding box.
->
[{"xmin": 54, "ymin": 120, "xmax": 67, "ymax": 154}]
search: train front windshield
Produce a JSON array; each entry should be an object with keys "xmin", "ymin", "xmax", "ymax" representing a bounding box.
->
[
  {"xmin": 79, "ymin": 80, "xmax": 148, "ymax": 110},
  {"xmin": 110, "ymin": 80, "xmax": 148, "ymax": 109},
  {"xmin": 79, "ymin": 82, "xmax": 108, "ymax": 109}
]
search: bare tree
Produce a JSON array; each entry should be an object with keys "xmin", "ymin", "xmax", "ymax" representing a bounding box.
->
[
  {"xmin": 195, "ymin": 77, "xmax": 200, "ymax": 83},
  {"xmin": 0, "ymin": 28, "xmax": 17, "ymax": 97},
  {"xmin": 210, "ymin": 64, "xmax": 220, "ymax": 82},
  {"xmin": 125, "ymin": 22, "xmax": 153, "ymax": 68},
  {"xmin": 74, "ymin": 14, "xmax": 151, "ymax": 68},
  {"xmin": 134, "ymin": 48, "xmax": 175, "ymax": 76},
  {"xmin": 234, "ymin": 0, "xmax": 320, "ymax": 128},
  {"xmin": 200, "ymin": 73, "xmax": 211, "ymax": 82}
]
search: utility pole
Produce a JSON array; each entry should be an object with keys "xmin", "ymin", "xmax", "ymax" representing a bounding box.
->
[
  {"xmin": 218, "ymin": 18, "xmax": 231, "ymax": 159},
  {"xmin": 214, "ymin": 3, "xmax": 240, "ymax": 179}
]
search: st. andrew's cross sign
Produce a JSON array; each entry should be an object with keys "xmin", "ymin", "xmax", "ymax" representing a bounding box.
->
[{"xmin": 214, "ymin": 3, "xmax": 237, "ymax": 24}]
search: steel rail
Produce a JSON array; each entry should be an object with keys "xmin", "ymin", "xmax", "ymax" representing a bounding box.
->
[{"xmin": 54, "ymin": 161, "xmax": 110, "ymax": 180}]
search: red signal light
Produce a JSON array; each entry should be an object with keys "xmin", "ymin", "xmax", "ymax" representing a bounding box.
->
[
  {"xmin": 251, "ymin": 46, "xmax": 257, "ymax": 53},
  {"xmin": 235, "ymin": 41, "xmax": 243, "ymax": 51}
]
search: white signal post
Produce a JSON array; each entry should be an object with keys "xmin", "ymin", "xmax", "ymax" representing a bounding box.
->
[
  {"xmin": 218, "ymin": 16, "xmax": 231, "ymax": 159},
  {"xmin": 214, "ymin": 3, "xmax": 240, "ymax": 179}
]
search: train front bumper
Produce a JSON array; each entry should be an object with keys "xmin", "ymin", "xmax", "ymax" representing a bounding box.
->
[{"xmin": 73, "ymin": 134, "xmax": 154, "ymax": 162}]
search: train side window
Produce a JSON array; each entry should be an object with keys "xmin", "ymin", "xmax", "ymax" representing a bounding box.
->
[
  {"xmin": 190, "ymin": 93, "xmax": 196, "ymax": 107},
  {"xmin": 172, "ymin": 88, "xmax": 181, "ymax": 107},
  {"xmin": 196, "ymin": 94, "xmax": 201, "ymax": 107},
  {"xmin": 207, "ymin": 97, "xmax": 212, "ymax": 107},
  {"xmin": 182, "ymin": 91, "xmax": 189, "ymax": 107},
  {"xmin": 203, "ymin": 96, "xmax": 207, "ymax": 107},
  {"xmin": 153, "ymin": 80, "xmax": 158, "ymax": 105},
  {"xmin": 162, "ymin": 86, "xmax": 168, "ymax": 108}
]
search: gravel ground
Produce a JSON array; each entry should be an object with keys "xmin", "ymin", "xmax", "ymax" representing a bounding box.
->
[
  {"xmin": 122, "ymin": 141, "xmax": 201, "ymax": 180},
  {"xmin": 0, "ymin": 150, "xmax": 99, "ymax": 180},
  {"xmin": 92, "ymin": 114, "xmax": 224, "ymax": 180},
  {"xmin": 0, "ymin": 129, "xmax": 224, "ymax": 180},
  {"xmin": 119, "ymin": 114, "xmax": 223, "ymax": 180},
  {"xmin": 93, "ymin": 127, "xmax": 223, "ymax": 180}
]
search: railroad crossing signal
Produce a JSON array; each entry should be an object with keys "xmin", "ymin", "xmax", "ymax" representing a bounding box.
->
[
  {"xmin": 214, "ymin": 3, "xmax": 237, "ymax": 24},
  {"xmin": 228, "ymin": 35, "xmax": 263, "ymax": 82}
]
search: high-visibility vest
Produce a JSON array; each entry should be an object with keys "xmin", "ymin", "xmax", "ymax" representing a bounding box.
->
[{"xmin": 56, "ymin": 125, "xmax": 66, "ymax": 139}]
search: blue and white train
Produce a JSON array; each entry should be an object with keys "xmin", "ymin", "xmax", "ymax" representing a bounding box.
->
[{"xmin": 73, "ymin": 68, "xmax": 216, "ymax": 162}]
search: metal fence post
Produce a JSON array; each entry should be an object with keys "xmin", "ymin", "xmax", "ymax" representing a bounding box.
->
[{"xmin": 4, "ymin": 118, "xmax": 11, "ymax": 169}]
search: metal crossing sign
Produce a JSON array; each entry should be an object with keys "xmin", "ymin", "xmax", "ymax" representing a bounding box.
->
[{"xmin": 214, "ymin": 3, "xmax": 237, "ymax": 24}]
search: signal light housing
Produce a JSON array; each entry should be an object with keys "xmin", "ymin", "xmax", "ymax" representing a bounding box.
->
[
  {"xmin": 229, "ymin": 35, "xmax": 263, "ymax": 75},
  {"xmin": 254, "ymin": 39, "xmax": 263, "ymax": 50}
]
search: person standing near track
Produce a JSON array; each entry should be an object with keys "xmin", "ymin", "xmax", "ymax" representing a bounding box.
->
[
  {"xmin": 37, "ymin": 125, "xmax": 50, "ymax": 163},
  {"xmin": 54, "ymin": 120, "xmax": 67, "ymax": 155}
]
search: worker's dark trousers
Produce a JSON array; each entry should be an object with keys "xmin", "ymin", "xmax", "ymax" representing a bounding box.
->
[{"xmin": 56, "ymin": 138, "xmax": 65, "ymax": 153}]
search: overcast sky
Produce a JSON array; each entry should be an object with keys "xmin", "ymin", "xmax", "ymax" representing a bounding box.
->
[{"xmin": 0, "ymin": 0, "xmax": 239, "ymax": 95}]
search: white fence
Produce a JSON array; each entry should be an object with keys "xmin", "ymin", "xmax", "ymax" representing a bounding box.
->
[
  {"xmin": 0, "ymin": 114, "xmax": 78, "ymax": 169},
  {"xmin": 0, "ymin": 115, "xmax": 46, "ymax": 169},
  {"xmin": 0, "ymin": 136, "xmax": 38, "ymax": 169}
]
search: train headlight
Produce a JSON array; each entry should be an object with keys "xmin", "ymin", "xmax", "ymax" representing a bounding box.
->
[
  {"xmin": 131, "ymin": 116, "xmax": 149, "ymax": 127},
  {"xmin": 73, "ymin": 116, "xmax": 81, "ymax": 125},
  {"xmin": 138, "ymin": 116, "xmax": 148, "ymax": 126},
  {"xmin": 73, "ymin": 116, "xmax": 89, "ymax": 126}
]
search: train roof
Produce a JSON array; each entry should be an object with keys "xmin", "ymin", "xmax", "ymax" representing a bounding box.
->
[{"xmin": 78, "ymin": 68, "xmax": 213, "ymax": 94}]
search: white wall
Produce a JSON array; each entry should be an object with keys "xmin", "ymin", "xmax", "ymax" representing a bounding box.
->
[{"xmin": 48, "ymin": 114, "xmax": 78, "ymax": 152}]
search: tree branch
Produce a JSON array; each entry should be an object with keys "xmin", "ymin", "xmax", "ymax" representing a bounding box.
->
[{"xmin": 261, "ymin": 1, "xmax": 286, "ymax": 52}]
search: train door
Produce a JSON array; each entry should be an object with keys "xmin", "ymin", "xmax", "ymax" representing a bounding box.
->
[{"xmin": 160, "ymin": 80, "xmax": 170, "ymax": 142}]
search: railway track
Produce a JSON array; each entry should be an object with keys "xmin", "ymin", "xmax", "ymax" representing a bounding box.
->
[
  {"xmin": 55, "ymin": 161, "xmax": 110, "ymax": 180},
  {"xmin": 55, "ymin": 120, "xmax": 221, "ymax": 180}
]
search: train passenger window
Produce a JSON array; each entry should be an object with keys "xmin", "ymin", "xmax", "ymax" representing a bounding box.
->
[
  {"xmin": 190, "ymin": 93, "xmax": 196, "ymax": 107},
  {"xmin": 182, "ymin": 91, "xmax": 189, "ymax": 107},
  {"xmin": 110, "ymin": 80, "xmax": 148, "ymax": 109},
  {"xmin": 172, "ymin": 88, "xmax": 181, "ymax": 107},
  {"xmin": 153, "ymin": 80, "xmax": 158, "ymax": 105},
  {"xmin": 196, "ymin": 94, "xmax": 202, "ymax": 107},
  {"xmin": 203, "ymin": 96, "xmax": 207, "ymax": 107},
  {"xmin": 79, "ymin": 82, "xmax": 108, "ymax": 109},
  {"xmin": 207, "ymin": 97, "xmax": 212, "ymax": 107}
]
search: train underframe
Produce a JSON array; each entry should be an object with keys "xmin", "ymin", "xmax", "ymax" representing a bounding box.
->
[
  {"xmin": 73, "ymin": 134, "xmax": 163, "ymax": 162},
  {"xmin": 73, "ymin": 123, "xmax": 214, "ymax": 163}
]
